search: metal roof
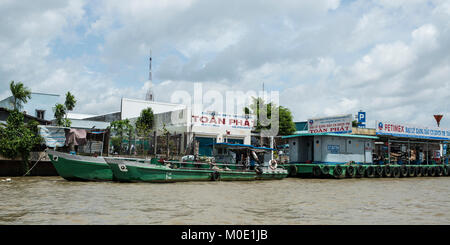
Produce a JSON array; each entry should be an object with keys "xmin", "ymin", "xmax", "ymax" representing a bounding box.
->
[{"xmin": 282, "ymin": 132, "xmax": 379, "ymax": 139}]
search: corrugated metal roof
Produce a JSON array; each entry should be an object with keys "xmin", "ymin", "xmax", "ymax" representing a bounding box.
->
[{"xmin": 282, "ymin": 132, "xmax": 379, "ymax": 139}]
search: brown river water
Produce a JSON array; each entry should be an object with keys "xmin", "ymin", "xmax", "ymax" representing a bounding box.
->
[{"xmin": 0, "ymin": 176, "xmax": 449, "ymax": 225}]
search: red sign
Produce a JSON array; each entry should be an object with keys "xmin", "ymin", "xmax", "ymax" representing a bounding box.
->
[{"xmin": 191, "ymin": 114, "xmax": 253, "ymax": 129}]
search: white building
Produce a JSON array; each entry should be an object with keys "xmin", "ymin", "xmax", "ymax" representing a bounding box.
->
[{"xmin": 120, "ymin": 98, "xmax": 254, "ymax": 156}]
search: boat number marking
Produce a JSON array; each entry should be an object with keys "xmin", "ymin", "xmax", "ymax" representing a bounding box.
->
[
  {"xmin": 166, "ymin": 172, "xmax": 172, "ymax": 180},
  {"xmin": 118, "ymin": 164, "xmax": 128, "ymax": 172}
]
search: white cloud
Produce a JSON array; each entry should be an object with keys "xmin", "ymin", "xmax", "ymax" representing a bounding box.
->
[{"xmin": 1, "ymin": 0, "xmax": 449, "ymax": 129}]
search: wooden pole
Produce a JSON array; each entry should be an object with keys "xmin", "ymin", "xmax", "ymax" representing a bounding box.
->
[{"xmin": 153, "ymin": 131, "xmax": 157, "ymax": 156}]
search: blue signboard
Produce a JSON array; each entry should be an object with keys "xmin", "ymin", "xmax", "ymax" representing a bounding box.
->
[
  {"xmin": 376, "ymin": 121, "xmax": 450, "ymax": 140},
  {"xmin": 358, "ymin": 111, "xmax": 366, "ymax": 128},
  {"xmin": 327, "ymin": 145, "xmax": 340, "ymax": 154}
]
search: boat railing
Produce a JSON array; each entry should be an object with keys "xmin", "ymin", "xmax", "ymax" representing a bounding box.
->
[{"xmin": 162, "ymin": 160, "xmax": 256, "ymax": 172}]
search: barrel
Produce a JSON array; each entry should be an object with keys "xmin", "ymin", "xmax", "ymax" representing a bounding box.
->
[
  {"xmin": 400, "ymin": 166, "xmax": 408, "ymax": 177},
  {"xmin": 384, "ymin": 165, "xmax": 392, "ymax": 177},
  {"xmin": 428, "ymin": 166, "xmax": 436, "ymax": 177},
  {"xmin": 313, "ymin": 165, "xmax": 322, "ymax": 177},
  {"xmin": 356, "ymin": 165, "xmax": 365, "ymax": 177},
  {"xmin": 375, "ymin": 165, "xmax": 383, "ymax": 177},
  {"xmin": 392, "ymin": 166, "xmax": 400, "ymax": 178},
  {"xmin": 322, "ymin": 165, "xmax": 330, "ymax": 176},
  {"xmin": 365, "ymin": 166, "xmax": 375, "ymax": 178},
  {"xmin": 333, "ymin": 165, "xmax": 344, "ymax": 179},
  {"xmin": 346, "ymin": 165, "xmax": 355, "ymax": 178}
]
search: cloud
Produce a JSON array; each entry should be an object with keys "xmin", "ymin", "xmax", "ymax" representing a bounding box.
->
[{"xmin": 0, "ymin": 0, "xmax": 449, "ymax": 129}]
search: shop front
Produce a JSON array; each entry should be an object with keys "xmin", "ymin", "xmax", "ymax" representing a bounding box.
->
[{"xmin": 374, "ymin": 121, "xmax": 450, "ymax": 165}]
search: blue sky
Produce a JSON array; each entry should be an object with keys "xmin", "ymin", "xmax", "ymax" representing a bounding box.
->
[{"xmin": 0, "ymin": 0, "xmax": 449, "ymax": 128}]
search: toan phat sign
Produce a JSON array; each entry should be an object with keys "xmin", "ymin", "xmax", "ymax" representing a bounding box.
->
[
  {"xmin": 191, "ymin": 112, "xmax": 255, "ymax": 130},
  {"xmin": 307, "ymin": 114, "xmax": 353, "ymax": 134}
]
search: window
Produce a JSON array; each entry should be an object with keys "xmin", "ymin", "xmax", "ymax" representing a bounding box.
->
[{"xmin": 36, "ymin": 110, "xmax": 45, "ymax": 120}]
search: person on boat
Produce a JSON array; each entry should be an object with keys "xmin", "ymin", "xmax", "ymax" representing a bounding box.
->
[
  {"xmin": 249, "ymin": 150, "xmax": 260, "ymax": 170},
  {"xmin": 249, "ymin": 158, "xmax": 256, "ymax": 170}
]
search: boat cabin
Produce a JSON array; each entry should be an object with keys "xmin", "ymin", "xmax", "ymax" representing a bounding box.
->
[
  {"xmin": 283, "ymin": 133, "xmax": 378, "ymax": 165},
  {"xmin": 211, "ymin": 143, "xmax": 275, "ymax": 167}
]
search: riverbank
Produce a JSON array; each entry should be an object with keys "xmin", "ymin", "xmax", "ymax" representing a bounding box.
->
[{"xmin": 0, "ymin": 151, "xmax": 57, "ymax": 176}]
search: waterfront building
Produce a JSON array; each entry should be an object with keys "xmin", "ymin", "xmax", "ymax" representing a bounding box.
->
[
  {"xmin": 120, "ymin": 98, "xmax": 254, "ymax": 156},
  {"xmin": 285, "ymin": 115, "xmax": 449, "ymax": 165}
]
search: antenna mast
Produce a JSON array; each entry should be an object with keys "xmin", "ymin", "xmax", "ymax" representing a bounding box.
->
[{"xmin": 145, "ymin": 49, "xmax": 154, "ymax": 101}]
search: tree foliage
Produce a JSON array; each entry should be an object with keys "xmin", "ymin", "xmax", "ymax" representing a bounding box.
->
[
  {"xmin": 244, "ymin": 97, "xmax": 296, "ymax": 136},
  {"xmin": 64, "ymin": 92, "xmax": 76, "ymax": 111},
  {"xmin": 0, "ymin": 111, "xmax": 42, "ymax": 173},
  {"xmin": 9, "ymin": 81, "xmax": 31, "ymax": 111},
  {"xmin": 278, "ymin": 106, "xmax": 296, "ymax": 136},
  {"xmin": 54, "ymin": 92, "xmax": 76, "ymax": 127},
  {"xmin": 109, "ymin": 119, "xmax": 134, "ymax": 154},
  {"xmin": 135, "ymin": 107, "xmax": 154, "ymax": 137}
]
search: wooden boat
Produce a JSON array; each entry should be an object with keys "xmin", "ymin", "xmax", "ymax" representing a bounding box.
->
[
  {"xmin": 105, "ymin": 143, "xmax": 288, "ymax": 183},
  {"xmin": 46, "ymin": 150, "xmax": 113, "ymax": 181}
]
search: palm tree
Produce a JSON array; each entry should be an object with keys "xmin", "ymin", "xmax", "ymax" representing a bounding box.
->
[
  {"xmin": 64, "ymin": 92, "xmax": 76, "ymax": 112},
  {"xmin": 64, "ymin": 92, "xmax": 76, "ymax": 122},
  {"xmin": 9, "ymin": 81, "xmax": 31, "ymax": 111}
]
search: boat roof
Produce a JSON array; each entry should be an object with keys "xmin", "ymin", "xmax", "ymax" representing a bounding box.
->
[
  {"xmin": 282, "ymin": 132, "xmax": 379, "ymax": 139},
  {"xmin": 209, "ymin": 142, "xmax": 276, "ymax": 151}
]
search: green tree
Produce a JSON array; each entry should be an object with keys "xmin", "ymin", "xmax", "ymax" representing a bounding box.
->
[
  {"xmin": 352, "ymin": 120, "xmax": 360, "ymax": 127},
  {"xmin": 109, "ymin": 119, "xmax": 134, "ymax": 155},
  {"xmin": 244, "ymin": 97, "xmax": 274, "ymax": 132},
  {"xmin": 64, "ymin": 91, "xmax": 76, "ymax": 122},
  {"xmin": 54, "ymin": 92, "xmax": 76, "ymax": 127},
  {"xmin": 9, "ymin": 81, "xmax": 31, "ymax": 111},
  {"xmin": 54, "ymin": 103, "xmax": 67, "ymax": 126},
  {"xmin": 244, "ymin": 97, "xmax": 295, "ymax": 136},
  {"xmin": 135, "ymin": 108, "xmax": 154, "ymax": 156},
  {"xmin": 0, "ymin": 111, "xmax": 42, "ymax": 174},
  {"xmin": 278, "ymin": 106, "xmax": 296, "ymax": 136},
  {"xmin": 135, "ymin": 108, "xmax": 154, "ymax": 136}
]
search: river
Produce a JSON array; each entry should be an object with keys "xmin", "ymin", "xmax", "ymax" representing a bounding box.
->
[{"xmin": 0, "ymin": 176, "xmax": 449, "ymax": 225}]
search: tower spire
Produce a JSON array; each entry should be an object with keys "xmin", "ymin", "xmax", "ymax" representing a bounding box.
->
[{"xmin": 146, "ymin": 48, "xmax": 154, "ymax": 101}]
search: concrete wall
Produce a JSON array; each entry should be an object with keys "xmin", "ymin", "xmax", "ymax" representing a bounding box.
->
[
  {"xmin": 314, "ymin": 136, "xmax": 373, "ymax": 164},
  {"xmin": 289, "ymin": 135, "xmax": 374, "ymax": 164},
  {"xmin": 121, "ymin": 98, "xmax": 186, "ymax": 120}
]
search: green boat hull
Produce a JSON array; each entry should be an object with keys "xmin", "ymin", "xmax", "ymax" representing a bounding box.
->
[
  {"xmin": 106, "ymin": 158, "xmax": 288, "ymax": 183},
  {"xmin": 47, "ymin": 150, "xmax": 113, "ymax": 181},
  {"xmin": 107, "ymin": 159, "xmax": 214, "ymax": 182}
]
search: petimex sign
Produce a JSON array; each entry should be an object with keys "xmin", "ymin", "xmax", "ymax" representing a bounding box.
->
[{"xmin": 376, "ymin": 121, "xmax": 450, "ymax": 140}]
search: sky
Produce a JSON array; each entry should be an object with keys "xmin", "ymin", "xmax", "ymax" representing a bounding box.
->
[{"xmin": 0, "ymin": 0, "xmax": 449, "ymax": 128}]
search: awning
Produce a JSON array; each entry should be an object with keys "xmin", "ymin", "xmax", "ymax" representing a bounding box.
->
[{"xmin": 38, "ymin": 125, "xmax": 67, "ymax": 147}]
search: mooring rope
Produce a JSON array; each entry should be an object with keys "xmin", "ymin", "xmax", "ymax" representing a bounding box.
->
[{"xmin": 22, "ymin": 153, "xmax": 45, "ymax": 177}]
